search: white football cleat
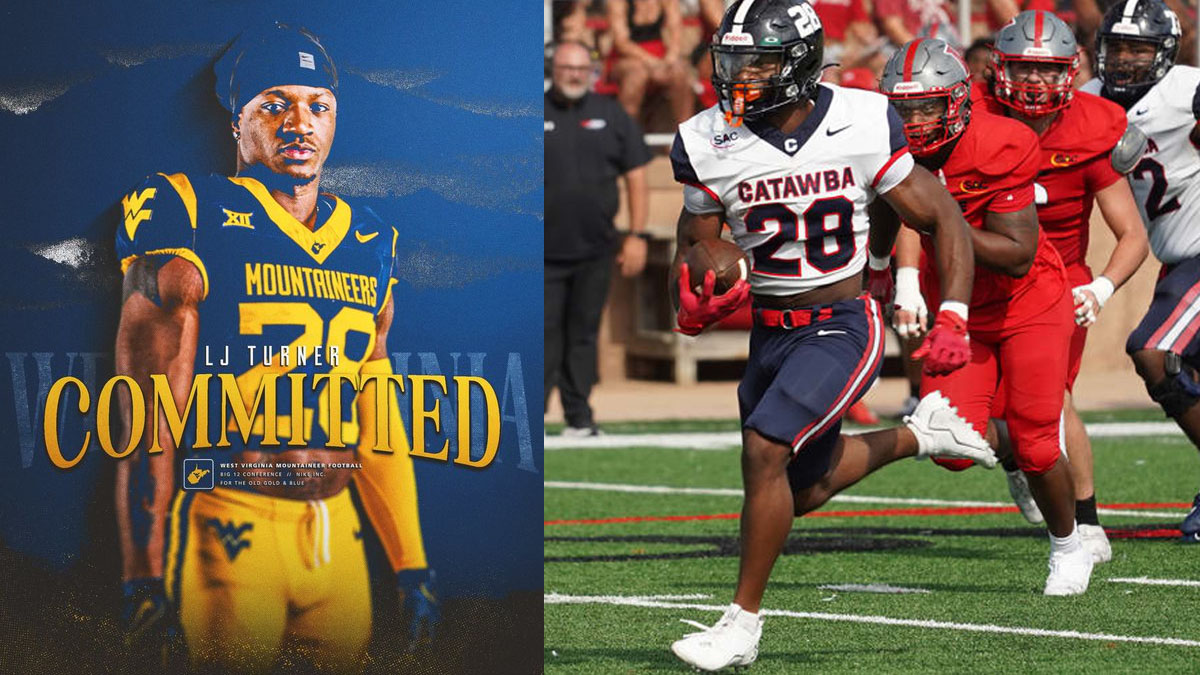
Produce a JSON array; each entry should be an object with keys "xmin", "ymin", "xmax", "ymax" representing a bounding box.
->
[
  {"xmin": 904, "ymin": 392, "xmax": 997, "ymax": 469},
  {"xmin": 1078, "ymin": 523, "xmax": 1113, "ymax": 564},
  {"xmin": 1005, "ymin": 470, "xmax": 1045, "ymax": 524},
  {"xmin": 1044, "ymin": 545, "xmax": 1094, "ymax": 596},
  {"xmin": 671, "ymin": 604, "xmax": 762, "ymax": 672}
]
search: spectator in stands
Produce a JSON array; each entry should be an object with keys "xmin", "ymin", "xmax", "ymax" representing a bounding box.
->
[
  {"xmin": 813, "ymin": 0, "xmax": 879, "ymax": 80},
  {"xmin": 917, "ymin": 17, "xmax": 964, "ymax": 51},
  {"xmin": 964, "ymin": 37, "xmax": 994, "ymax": 83},
  {"xmin": 553, "ymin": 1, "xmax": 591, "ymax": 44},
  {"xmin": 874, "ymin": 0, "xmax": 954, "ymax": 47},
  {"xmin": 545, "ymin": 41, "xmax": 654, "ymax": 437},
  {"xmin": 691, "ymin": 0, "xmax": 725, "ymax": 110},
  {"xmin": 607, "ymin": 0, "xmax": 695, "ymax": 126}
]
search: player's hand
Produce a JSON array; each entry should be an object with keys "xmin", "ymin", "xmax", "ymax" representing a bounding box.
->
[
  {"xmin": 397, "ymin": 568, "xmax": 440, "ymax": 650},
  {"xmin": 893, "ymin": 267, "xmax": 928, "ymax": 338},
  {"xmin": 617, "ymin": 234, "xmax": 648, "ymax": 278},
  {"xmin": 121, "ymin": 577, "xmax": 181, "ymax": 667},
  {"xmin": 866, "ymin": 268, "xmax": 894, "ymax": 306},
  {"xmin": 1071, "ymin": 276, "xmax": 1114, "ymax": 327},
  {"xmin": 912, "ymin": 310, "xmax": 970, "ymax": 375},
  {"xmin": 122, "ymin": 578, "xmax": 168, "ymax": 645},
  {"xmin": 675, "ymin": 263, "xmax": 750, "ymax": 336}
]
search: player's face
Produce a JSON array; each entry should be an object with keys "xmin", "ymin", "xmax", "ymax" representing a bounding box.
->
[
  {"xmin": 891, "ymin": 96, "xmax": 949, "ymax": 154},
  {"xmin": 236, "ymin": 85, "xmax": 337, "ymax": 183},
  {"xmin": 552, "ymin": 43, "xmax": 594, "ymax": 101},
  {"xmin": 1006, "ymin": 59, "xmax": 1069, "ymax": 106},
  {"xmin": 892, "ymin": 96, "xmax": 946, "ymax": 127},
  {"xmin": 716, "ymin": 51, "xmax": 782, "ymax": 84},
  {"xmin": 1103, "ymin": 38, "xmax": 1158, "ymax": 86}
]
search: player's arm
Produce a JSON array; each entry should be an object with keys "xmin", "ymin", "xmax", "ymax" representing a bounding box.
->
[
  {"xmin": 115, "ymin": 256, "xmax": 202, "ymax": 582},
  {"xmin": 668, "ymin": 205, "xmax": 749, "ymax": 335},
  {"xmin": 354, "ymin": 293, "xmax": 428, "ymax": 573},
  {"xmin": 669, "ymin": 205, "xmax": 724, "ymax": 308},
  {"xmin": 974, "ymin": 205, "xmax": 1039, "ymax": 277},
  {"xmin": 875, "ymin": 164, "xmax": 973, "ymax": 305},
  {"xmin": 353, "ymin": 291, "xmax": 438, "ymax": 643},
  {"xmin": 114, "ymin": 255, "xmax": 201, "ymax": 650},
  {"xmin": 892, "ymin": 225, "xmax": 928, "ymax": 337},
  {"xmin": 1076, "ymin": 178, "xmax": 1149, "ymax": 324},
  {"xmin": 875, "ymin": 165, "xmax": 974, "ymax": 374}
]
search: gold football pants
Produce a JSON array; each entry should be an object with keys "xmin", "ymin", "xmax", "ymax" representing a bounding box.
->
[{"xmin": 165, "ymin": 486, "xmax": 371, "ymax": 673}]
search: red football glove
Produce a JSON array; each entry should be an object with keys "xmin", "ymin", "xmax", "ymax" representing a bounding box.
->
[
  {"xmin": 675, "ymin": 263, "xmax": 750, "ymax": 336},
  {"xmin": 866, "ymin": 267, "xmax": 894, "ymax": 306},
  {"xmin": 911, "ymin": 310, "xmax": 970, "ymax": 375}
]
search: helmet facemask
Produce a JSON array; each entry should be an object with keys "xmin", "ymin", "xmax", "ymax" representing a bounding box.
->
[
  {"xmin": 1097, "ymin": 35, "xmax": 1171, "ymax": 104},
  {"xmin": 888, "ymin": 87, "xmax": 970, "ymax": 156},
  {"xmin": 992, "ymin": 52, "xmax": 1079, "ymax": 117},
  {"xmin": 712, "ymin": 41, "xmax": 814, "ymax": 126}
]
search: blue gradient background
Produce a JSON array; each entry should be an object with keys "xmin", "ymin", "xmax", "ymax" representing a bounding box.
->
[{"xmin": 0, "ymin": 1, "xmax": 543, "ymax": 598}]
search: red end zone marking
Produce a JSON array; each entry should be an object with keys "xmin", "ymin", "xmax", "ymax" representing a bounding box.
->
[
  {"xmin": 1107, "ymin": 529, "xmax": 1183, "ymax": 539},
  {"xmin": 546, "ymin": 505, "xmax": 1016, "ymax": 526},
  {"xmin": 545, "ymin": 502, "xmax": 1193, "ymax": 526}
]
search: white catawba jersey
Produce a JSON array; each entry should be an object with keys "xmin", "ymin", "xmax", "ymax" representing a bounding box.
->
[
  {"xmin": 1082, "ymin": 67, "xmax": 1200, "ymax": 263},
  {"xmin": 670, "ymin": 84, "xmax": 914, "ymax": 296}
]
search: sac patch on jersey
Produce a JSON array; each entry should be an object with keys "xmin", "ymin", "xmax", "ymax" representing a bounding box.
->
[
  {"xmin": 670, "ymin": 84, "xmax": 912, "ymax": 296},
  {"xmin": 116, "ymin": 172, "xmax": 397, "ymax": 452}
]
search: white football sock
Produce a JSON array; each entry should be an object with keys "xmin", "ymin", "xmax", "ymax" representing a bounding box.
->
[{"xmin": 1049, "ymin": 525, "xmax": 1082, "ymax": 554}]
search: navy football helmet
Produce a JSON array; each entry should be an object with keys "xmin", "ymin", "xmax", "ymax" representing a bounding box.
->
[
  {"xmin": 1096, "ymin": 0, "xmax": 1181, "ymax": 107},
  {"xmin": 711, "ymin": 0, "xmax": 825, "ymax": 124}
]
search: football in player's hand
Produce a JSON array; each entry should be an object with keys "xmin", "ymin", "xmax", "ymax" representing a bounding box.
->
[{"xmin": 685, "ymin": 239, "xmax": 749, "ymax": 295}]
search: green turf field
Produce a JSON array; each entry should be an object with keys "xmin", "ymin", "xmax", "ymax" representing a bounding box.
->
[{"xmin": 544, "ymin": 418, "xmax": 1200, "ymax": 673}]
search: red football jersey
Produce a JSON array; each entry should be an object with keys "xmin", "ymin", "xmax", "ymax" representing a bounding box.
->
[
  {"xmin": 920, "ymin": 109, "xmax": 1069, "ymax": 332},
  {"xmin": 975, "ymin": 84, "xmax": 1126, "ymax": 278}
]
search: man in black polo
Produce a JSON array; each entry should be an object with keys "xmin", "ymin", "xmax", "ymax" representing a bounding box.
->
[{"xmin": 545, "ymin": 40, "xmax": 652, "ymax": 436}]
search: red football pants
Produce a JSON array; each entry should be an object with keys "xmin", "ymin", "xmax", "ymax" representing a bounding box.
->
[{"xmin": 920, "ymin": 290, "xmax": 1073, "ymax": 475}]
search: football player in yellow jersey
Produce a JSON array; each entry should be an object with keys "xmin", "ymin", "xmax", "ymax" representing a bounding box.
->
[{"xmin": 113, "ymin": 23, "xmax": 435, "ymax": 672}]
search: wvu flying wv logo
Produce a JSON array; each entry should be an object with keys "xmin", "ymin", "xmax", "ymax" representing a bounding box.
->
[
  {"xmin": 182, "ymin": 458, "xmax": 215, "ymax": 491},
  {"xmin": 205, "ymin": 519, "xmax": 254, "ymax": 561},
  {"xmin": 122, "ymin": 188, "xmax": 156, "ymax": 240}
]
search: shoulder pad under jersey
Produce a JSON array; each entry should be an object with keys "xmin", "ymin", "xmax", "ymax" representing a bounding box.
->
[{"xmin": 1111, "ymin": 124, "xmax": 1149, "ymax": 174}]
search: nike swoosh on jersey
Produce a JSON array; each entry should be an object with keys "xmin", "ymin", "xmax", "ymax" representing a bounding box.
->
[
  {"xmin": 355, "ymin": 230, "xmax": 380, "ymax": 243},
  {"xmin": 1135, "ymin": 108, "xmax": 1149, "ymax": 116},
  {"xmin": 826, "ymin": 124, "xmax": 852, "ymax": 136},
  {"xmin": 816, "ymin": 329, "xmax": 847, "ymax": 336}
]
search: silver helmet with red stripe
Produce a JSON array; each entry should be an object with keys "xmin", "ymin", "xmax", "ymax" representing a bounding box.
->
[
  {"xmin": 991, "ymin": 10, "xmax": 1080, "ymax": 117},
  {"xmin": 711, "ymin": 0, "xmax": 825, "ymax": 125},
  {"xmin": 1096, "ymin": 0, "xmax": 1181, "ymax": 108},
  {"xmin": 879, "ymin": 38, "xmax": 972, "ymax": 157}
]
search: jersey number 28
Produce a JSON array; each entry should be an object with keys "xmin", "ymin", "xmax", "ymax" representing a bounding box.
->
[{"xmin": 744, "ymin": 197, "xmax": 855, "ymax": 277}]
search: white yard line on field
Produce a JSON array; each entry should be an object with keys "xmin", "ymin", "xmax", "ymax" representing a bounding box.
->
[
  {"xmin": 817, "ymin": 583, "xmax": 931, "ymax": 594},
  {"xmin": 544, "ymin": 421, "xmax": 1182, "ymax": 451},
  {"xmin": 543, "ymin": 593, "xmax": 1200, "ymax": 647},
  {"xmin": 544, "ymin": 481, "xmax": 1187, "ymax": 519},
  {"xmin": 1108, "ymin": 577, "xmax": 1200, "ymax": 587}
]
